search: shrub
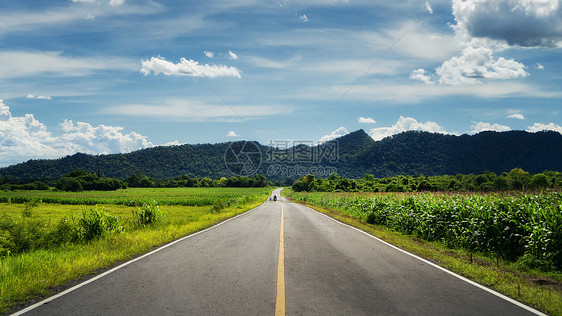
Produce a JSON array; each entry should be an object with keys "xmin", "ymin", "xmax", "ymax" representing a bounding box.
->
[
  {"xmin": 134, "ymin": 201, "xmax": 161, "ymax": 226},
  {"xmin": 209, "ymin": 199, "xmax": 227, "ymax": 213},
  {"xmin": 49, "ymin": 215, "xmax": 80, "ymax": 245},
  {"xmin": 79, "ymin": 208, "xmax": 123, "ymax": 242}
]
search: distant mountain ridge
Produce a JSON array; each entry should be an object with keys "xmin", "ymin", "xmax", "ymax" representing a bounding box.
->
[{"xmin": 1, "ymin": 129, "xmax": 561, "ymax": 181}]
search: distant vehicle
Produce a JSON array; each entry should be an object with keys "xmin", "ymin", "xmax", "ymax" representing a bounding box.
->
[{"xmin": 273, "ymin": 195, "xmax": 277, "ymax": 201}]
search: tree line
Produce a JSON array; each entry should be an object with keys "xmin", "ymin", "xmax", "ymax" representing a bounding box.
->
[
  {"xmin": 0, "ymin": 170, "xmax": 270, "ymax": 192},
  {"xmin": 292, "ymin": 169, "xmax": 562, "ymax": 192}
]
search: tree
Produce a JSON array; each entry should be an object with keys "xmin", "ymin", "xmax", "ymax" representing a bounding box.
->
[
  {"xmin": 128, "ymin": 170, "xmax": 148, "ymax": 187},
  {"xmin": 60, "ymin": 178, "xmax": 83, "ymax": 192},
  {"xmin": 529, "ymin": 173, "xmax": 550, "ymax": 189}
]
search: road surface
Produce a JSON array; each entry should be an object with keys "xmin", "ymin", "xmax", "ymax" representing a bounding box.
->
[{"xmin": 14, "ymin": 188, "xmax": 541, "ymax": 315}]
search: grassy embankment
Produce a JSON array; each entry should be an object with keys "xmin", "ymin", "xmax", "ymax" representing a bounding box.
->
[
  {"xmin": 285, "ymin": 189, "xmax": 562, "ymax": 316},
  {"xmin": 0, "ymin": 187, "xmax": 271, "ymax": 314}
]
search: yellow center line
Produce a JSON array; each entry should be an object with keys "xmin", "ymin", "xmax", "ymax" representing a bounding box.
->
[{"xmin": 275, "ymin": 205, "xmax": 285, "ymax": 316}]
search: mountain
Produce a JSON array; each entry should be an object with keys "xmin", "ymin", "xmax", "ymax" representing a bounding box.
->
[
  {"xmin": 359, "ymin": 130, "xmax": 562, "ymax": 177},
  {"xmin": 0, "ymin": 129, "xmax": 561, "ymax": 181}
]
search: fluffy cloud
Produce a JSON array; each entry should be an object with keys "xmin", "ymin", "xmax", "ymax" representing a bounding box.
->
[
  {"xmin": 26, "ymin": 94, "xmax": 52, "ymax": 100},
  {"xmin": 299, "ymin": 14, "xmax": 309, "ymax": 22},
  {"xmin": 140, "ymin": 56, "xmax": 241, "ymax": 78},
  {"xmin": 424, "ymin": 1, "xmax": 433, "ymax": 14},
  {"xmin": 452, "ymin": 0, "xmax": 562, "ymax": 48},
  {"xmin": 369, "ymin": 116, "xmax": 451, "ymax": 141},
  {"xmin": 358, "ymin": 116, "xmax": 376, "ymax": 124},
  {"xmin": 470, "ymin": 122, "xmax": 511, "ymax": 133},
  {"xmin": 162, "ymin": 140, "xmax": 183, "ymax": 146},
  {"xmin": 435, "ymin": 46, "xmax": 528, "ymax": 85},
  {"xmin": 108, "ymin": 0, "xmax": 125, "ymax": 6},
  {"xmin": 410, "ymin": 68, "xmax": 433, "ymax": 84},
  {"xmin": 228, "ymin": 50, "xmax": 238, "ymax": 60},
  {"xmin": 0, "ymin": 100, "xmax": 152, "ymax": 167},
  {"xmin": 537, "ymin": 64, "xmax": 545, "ymax": 70},
  {"xmin": 412, "ymin": 0, "xmax": 561, "ymax": 85},
  {"xmin": 227, "ymin": 130, "xmax": 239, "ymax": 137},
  {"xmin": 59, "ymin": 119, "xmax": 152, "ymax": 154},
  {"xmin": 507, "ymin": 112, "xmax": 525, "ymax": 120},
  {"xmin": 319, "ymin": 127, "xmax": 349, "ymax": 142},
  {"xmin": 527, "ymin": 122, "xmax": 562, "ymax": 133},
  {"xmin": 204, "ymin": 51, "xmax": 214, "ymax": 58}
]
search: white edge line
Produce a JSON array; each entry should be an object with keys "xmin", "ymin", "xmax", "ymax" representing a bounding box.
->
[
  {"xmin": 10, "ymin": 201, "xmax": 268, "ymax": 316},
  {"xmin": 292, "ymin": 202, "xmax": 547, "ymax": 316}
]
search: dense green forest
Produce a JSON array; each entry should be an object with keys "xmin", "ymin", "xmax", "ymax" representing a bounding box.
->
[
  {"xmin": 0, "ymin": 130, "xmax": 561, "ymax": 182},
  {"xmin": 292, "ymin": 169, "xmax": 562, "ymax": 192}
]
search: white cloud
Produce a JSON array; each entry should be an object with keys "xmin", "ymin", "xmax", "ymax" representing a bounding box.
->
[
  {"xmin": 410, "ymin": 68, "xmax": 434, "ymax": 84},
  {"xmin": 435, "ymin": 46, "xmax": 528, "ymax": 85},
  {"xmin": 140, "ymin": 56, "xmax": 241, "ymax": 78},
  {"xmin": 299, "ymin": 14, "xmax": 309, "ymax": 22},
  {"xmin": 72, "ymin": 0, "xmax": 124, "ymax": 5},
  {"xmin": 470, "ymin": 122, "xmax": 511, "ymax": 133},
  {"xmin": 59, "ymin": 119, "xmax": 152, "ymax": 154},
  {"xmin": 228, "ymin": 50, "xmax": 238, "ymax": 60},
  {"xmin": 319, "ymin": 127, "xmax": 349, "ymax": 142},
  {"xmin": 527, "ymin": 122, "xmax": 562, "ymax": 134},
  {"xmin": 204, "ymin": 51, "xmax": 214, "ymax": 58},
  {"xmin": 452, "ymin": 0, "xmax": 562, "ymax": 48},
  {"xmin": 108, "ymin": 0, "xmax": 125, "ymax": 6},
  {"xmin": 415, "ymin": 0, "xmax": 559, "ymax": 86},
  {"xmin": 227, "ymin": 130, "xmax": 239, "ymax": 137},
  {"xmin": 105, "ymin": 99, "xmax": 293, "ymax": 121},
  {"xmin": 507, "ymin": 112, "xmax": 525, "ymax": 120},
  {"xmin": 368, "ymin": 116, "xmax": 452, "ymax": 141},
  {"xmin": 424, "ymin": 1, "xmax": 433, "ymax": 14},
  {"xmin": 86, "ymin": 13, "xmax": 95, "ymax": 20},
  {"xmin": 0, "ymin": 100, "xmax": 152, "ymax": 167},
  {"xmin": 0, "ymin": 51, "xmax": 137, "ymax": 79},
  {"xmin": 162, "ymin": 140, "xmax": 183, "ymax": 146},
  {"xmin": 26, "ymin": 94, "xmax": 52, "ymax": 100},
  {"xmin": 358, "ymin": 116, "xmax": 376, "ymax": 124}
]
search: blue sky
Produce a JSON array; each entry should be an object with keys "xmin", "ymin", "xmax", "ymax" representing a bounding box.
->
[{"xmin": 0, "ymin": 0, "xmax": 561, "ymax": 167}]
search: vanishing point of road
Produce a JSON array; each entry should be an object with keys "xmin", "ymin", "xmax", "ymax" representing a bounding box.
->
[{"xmin": 14, "ymin": 188, "xmax": 543, "ymax": 315}]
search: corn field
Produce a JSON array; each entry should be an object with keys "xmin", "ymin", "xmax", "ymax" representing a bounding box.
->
[{"xmin": 288, "ymin": 191, "xmax": 562, "ymax": 271}]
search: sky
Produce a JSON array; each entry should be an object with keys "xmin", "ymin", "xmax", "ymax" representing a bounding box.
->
[{"xmin": 0, "ymin": 0, "xmax": 561, "ymax": 167}]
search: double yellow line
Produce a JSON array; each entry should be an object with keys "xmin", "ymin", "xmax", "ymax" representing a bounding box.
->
[{"xmin": 275, "ymin": 206, "xmax": 285, "ymax": 316}]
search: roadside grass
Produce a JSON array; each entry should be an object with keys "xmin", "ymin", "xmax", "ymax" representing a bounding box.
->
[
  {"xmin": 0, "ymin": 188, "xmax": 271, "ymax": 314},
  {"xmin": 285, "ymin": 191, "xmax": 562, "ymax": 316}
]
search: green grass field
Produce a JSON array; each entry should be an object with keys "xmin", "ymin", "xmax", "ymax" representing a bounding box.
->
[
  {"xmin": 0, "ymin": 187, "xmax": 272, "ymax": 314},
  {"xmin": 0, "ymin": 187, "xmax": 271, "ymax": 206}
]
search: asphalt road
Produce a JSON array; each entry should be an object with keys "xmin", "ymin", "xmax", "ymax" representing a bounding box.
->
[{"xmin": 15, "ymin": 188, "xmax": 542, "ymax": 315}]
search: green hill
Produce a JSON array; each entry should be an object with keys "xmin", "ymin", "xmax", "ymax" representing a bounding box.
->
[{"xmin": 1, "ymin": 129, "xmax": 560, "ymax": 181}]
